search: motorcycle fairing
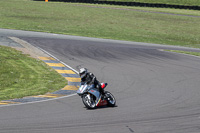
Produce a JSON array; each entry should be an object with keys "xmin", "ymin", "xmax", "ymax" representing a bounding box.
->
[
  {"xmin": 88, "ymin": 87, "xmax": 100, "ymax": 98},
  {"xmin": 88, "ymin": 88, "xmax": 102, "ymax": 106},
  {"xmin": 77, "ymin": 84, "xmax": 95, "ymax": 95},
  {"xmin": 97, "ymin": 99, "xmax": 108, "ymax": 106},
  {"xmin": 88, "ymin": 90, "xmax": 107, "ymax": 107}
]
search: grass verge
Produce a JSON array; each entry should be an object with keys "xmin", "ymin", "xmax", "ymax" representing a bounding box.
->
[
  {"xmin": 0, "ymin": 0, "xmax": 200, "ymax": 48},
  {"xmin": 165, "ymin": 50, "xmax": 200, "ymax": 57},
  {"xmin": 0, "ymin": 45, "xmax": 67, "ymax": 101}
]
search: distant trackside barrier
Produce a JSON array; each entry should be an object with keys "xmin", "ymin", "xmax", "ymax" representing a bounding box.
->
[{"xmin": 38, "ymin": 0, "xmax": 200, "ymax": 10}]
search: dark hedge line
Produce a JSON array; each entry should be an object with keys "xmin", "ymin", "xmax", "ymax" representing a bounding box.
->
[{"xmin": 35, "ymin": 0, "xmax": 200, "ymax": 10}]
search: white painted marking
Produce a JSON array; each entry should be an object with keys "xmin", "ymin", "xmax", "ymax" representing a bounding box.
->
[
  {"xmin": 0, "ymin": 93, "xmax": 77, "ymax": 108},
  {"xmin": 37, "ymin": 47, "xmax": 79, "ymax": 74}
]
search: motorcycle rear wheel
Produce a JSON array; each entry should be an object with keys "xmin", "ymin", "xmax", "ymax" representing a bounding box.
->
[
  {"xmin": 105, "ymin": 91, "xmax": 116, "ymax": 107},
  {"xmin": 82, "ymin": 94, "xmax": 96, "ymax": 109}
]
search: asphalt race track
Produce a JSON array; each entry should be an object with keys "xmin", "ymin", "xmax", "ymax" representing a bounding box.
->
[{"xmin": 1, "ymin": 29, "xmax": 200, "ymax": 133}]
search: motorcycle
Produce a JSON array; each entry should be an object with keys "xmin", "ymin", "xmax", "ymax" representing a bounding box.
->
[{"xmin": 77, "ymin": 83, "xmax": 116, "ymax": 109}]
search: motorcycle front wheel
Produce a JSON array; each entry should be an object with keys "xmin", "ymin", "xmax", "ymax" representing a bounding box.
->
[{"xmin": 82, "ymin": 94, "xmax": 96, "ymax": 109}]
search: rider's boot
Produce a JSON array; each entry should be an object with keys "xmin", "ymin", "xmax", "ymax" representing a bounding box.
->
[
  {"xmin": 98, "ymin": 87, "xmax": 104, "ymax": 99},
  {"xmin": 101, "ymin": 90, "xmax": 107, "ymax": 100},
  {"xmin": 97, "ymin": 84, "xmax": 107, "ymax": 100}
]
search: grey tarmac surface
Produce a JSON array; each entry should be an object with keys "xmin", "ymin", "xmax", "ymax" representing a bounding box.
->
[{"xmin": 1, "ymin": 29, "xmax": 200, "ymax": 133}]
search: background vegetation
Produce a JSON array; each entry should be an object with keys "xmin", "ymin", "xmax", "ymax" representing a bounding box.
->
[{"xmin": 0, "ymin": 0, "xmax": 199, "ymax": 48}]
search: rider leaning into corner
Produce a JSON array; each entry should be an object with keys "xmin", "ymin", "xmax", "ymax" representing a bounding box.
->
[{"xmin": 79, "ymin": 68, "xmax": 105, "ymax": 96}]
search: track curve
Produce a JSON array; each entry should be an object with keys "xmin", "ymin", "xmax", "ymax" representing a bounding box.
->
[{"xmin": 1, "ymin": 30, "xmax": 200, "ymax": 133}]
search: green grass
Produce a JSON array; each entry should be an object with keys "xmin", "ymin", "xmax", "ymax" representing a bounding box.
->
[
  {"xmin": 165, "ymin": 50, "xmax": 200, "ymax": 56},
  {"xmin": 0, "ymin": 0, "xmax": 200, "ymax": 48},
  {"xmin": 99, "ymin": 0, "xmax": 200, "ymax": 6},
  {"xmin": 0, "ymin": 45, "xmax": 67, "ymax": 101}
]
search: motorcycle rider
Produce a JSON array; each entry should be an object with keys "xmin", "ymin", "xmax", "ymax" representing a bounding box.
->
[{"xmin": 79, "ymin": 68, "xmax": 105, "ymax": 96}]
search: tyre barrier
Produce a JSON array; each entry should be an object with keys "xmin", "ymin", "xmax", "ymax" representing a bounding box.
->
[{"xmin": 34, "ymin": 0, "xmax": 200, "ymax": 10}]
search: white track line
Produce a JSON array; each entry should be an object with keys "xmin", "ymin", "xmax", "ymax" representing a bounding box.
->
[
  {"xmin": 36, "ymin": 46, "xmax": 79, "ymax": 74},
  {"xmin": 0, "ymin": 94, "xmax": 77, "ymax": 108}
]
